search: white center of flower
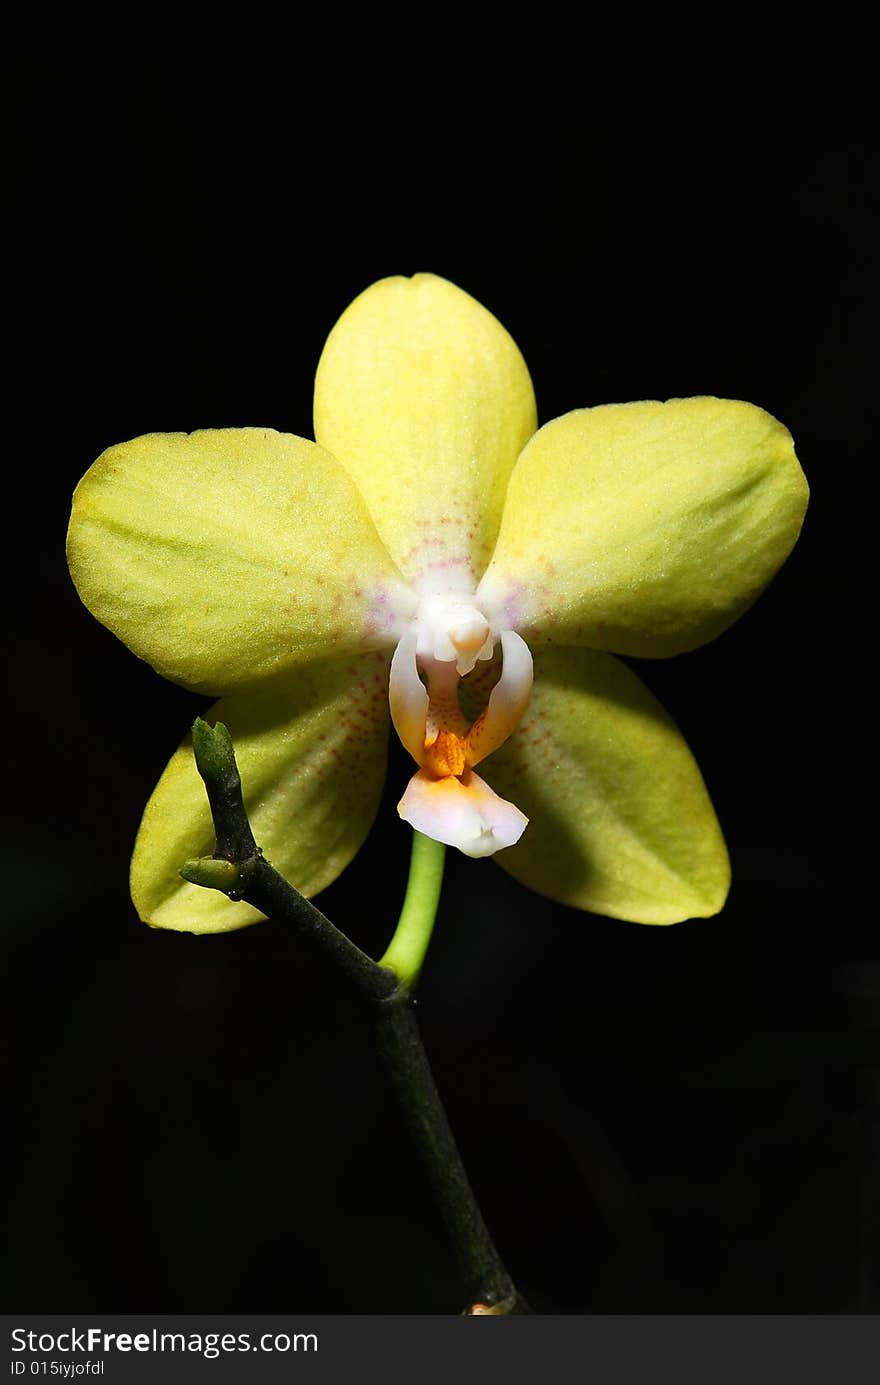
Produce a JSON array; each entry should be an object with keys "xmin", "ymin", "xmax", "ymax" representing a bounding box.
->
[
  {"xmin": 388, "ymin": 588, "xmax": 535, "ymax": 859},
  {"xmin": 414, "ymin": 593, "xmax": 495, "ymax": 675}
]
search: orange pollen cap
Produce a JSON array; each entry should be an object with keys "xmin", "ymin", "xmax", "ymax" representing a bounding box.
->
[{"xmin": 423, "ymin": 728, "xmax": 469, "ymax": 778}]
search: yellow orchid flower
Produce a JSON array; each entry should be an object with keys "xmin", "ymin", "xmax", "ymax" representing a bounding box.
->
[{"xmin": 66, "ymin": 273, "xmax": 808, "ymax": 934}]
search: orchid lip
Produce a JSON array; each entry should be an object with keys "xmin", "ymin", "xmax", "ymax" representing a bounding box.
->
[{"xmin": 398, "ymin": 768, "xmax": 528, "ymax": 858}]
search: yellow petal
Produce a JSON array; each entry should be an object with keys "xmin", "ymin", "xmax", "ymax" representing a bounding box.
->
[
  {"xmin": 485, "ymin": 647, "xmax": 730, "ymax": 923},
  {"xmin": 478, "ymin": 398, "xmax": 808, "ymax": 657},
  {"xmin": 130, "ymin": 653, "xmax": 390, "ymax": 933},
  {"xmin": 68, "ymin": 428, "xmax": 415, "ymax": 694},
  {"xmin": 313, "ymin": 273, "xmax": 537, "ymax": 592}
]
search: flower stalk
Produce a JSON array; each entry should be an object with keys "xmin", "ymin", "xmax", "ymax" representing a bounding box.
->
[
  {"xmin": 375, "ymin": 988, "xmax": 526, "ymax": 1313},
  {"xmin": 378, "ymin": 830, "xmax": 446, "ymax": 990},
  {"xmin": 183, "ymin": 716, "xmax": 527, "ymax": 1312}
]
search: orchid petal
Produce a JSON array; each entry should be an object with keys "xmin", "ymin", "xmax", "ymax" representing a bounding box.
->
[
  {"xmin": 398, "ymin": 768, "xmax": 527, "ymax": 859},
  {"xmin": 314, "ymin": 273, "xmax": 537, "ymax": 593},
  {"xmin": 388, "ymin": 628, "xmax": 429, "ymax": 763},
  {"xmin": 485, "ymin": 646, "xmax": 730, "ymax": 923},
  {"xmin": 465, "ymin": 631, "xmax": 533, "ymax": 767},
  {"xmin": 68, "ymin": 428, "xmax": 415, "ymax": 694},
  {"xmin": 130, "ymin": 654, "xmax": 390, "ymax": 933},
  {"xmin": 478, "ymin": 398, "xmax": 808, "ymax": 657}
]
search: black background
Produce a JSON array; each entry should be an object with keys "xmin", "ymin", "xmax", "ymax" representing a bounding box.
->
[{"xmin": 4, "ymin": 8, "xmax": 875, "ymax": 1313}]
